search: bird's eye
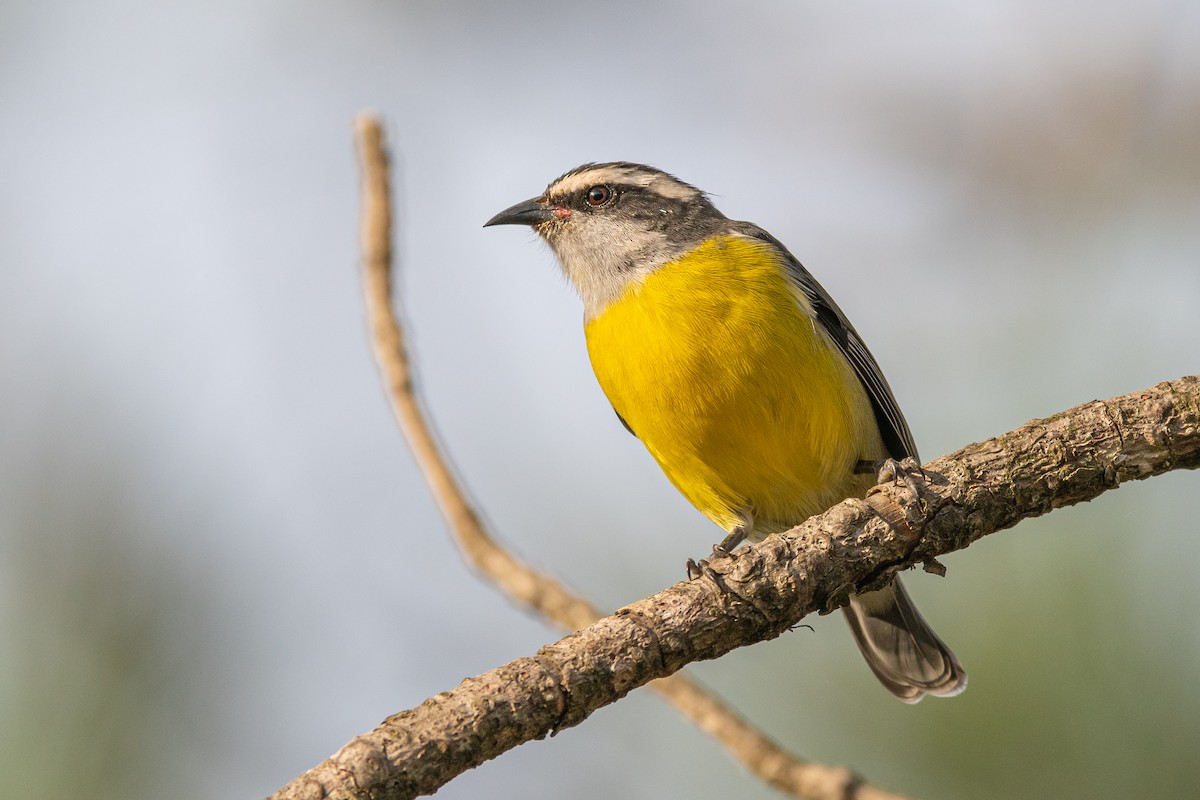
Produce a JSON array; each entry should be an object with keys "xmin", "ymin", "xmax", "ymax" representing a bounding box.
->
[{"xmin": 585, "ymin": 185, "xmax": 614, "ymax": 207}]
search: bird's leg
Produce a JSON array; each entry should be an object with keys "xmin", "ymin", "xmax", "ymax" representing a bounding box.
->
[
  {"xmin": 853, "ymin": 458, "xmax": 878, "ymax": 475},
  {"xmin": 686, "ymin": 525, "xmax": 748, "ymax": 580},
  {"xmin": 713, "ymin": 526, "xmax": 747, "ymax": 557}
]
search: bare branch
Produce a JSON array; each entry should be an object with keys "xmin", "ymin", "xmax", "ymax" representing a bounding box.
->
[
  {"xmin": 274, "ymin": 373, "xmax": 1198, "ymax": 800},
  {"xmin": 348, "ymin": 114, "xmax": 897, "ymax": 799},
  {"xmin": 270, "ymin": 116, "xmax": 1199, "ymax": 800}
]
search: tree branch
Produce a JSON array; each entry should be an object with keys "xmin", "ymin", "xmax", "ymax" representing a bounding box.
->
[
  {"xmin": 345, "ymin": 114, "xmax": 894, "ymax": 799},
  {"xmin": 269, "ymin": 116, "xmax": 1200, "ymax": 800}
]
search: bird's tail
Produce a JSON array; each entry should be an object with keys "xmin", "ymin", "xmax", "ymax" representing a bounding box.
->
[{"xmin": 842, "ymin": 577, "xmax": 967, "ymax": 703}]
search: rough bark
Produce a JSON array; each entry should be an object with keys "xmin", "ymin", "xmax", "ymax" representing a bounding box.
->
[{"xmin": 270, "ymin": 376, "xmax": 1200, "ymax": 800}]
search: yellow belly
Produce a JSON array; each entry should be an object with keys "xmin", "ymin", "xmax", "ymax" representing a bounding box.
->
[{"xmin": 584, "ymin": 236, "xmax": 884, "ymax": 536}]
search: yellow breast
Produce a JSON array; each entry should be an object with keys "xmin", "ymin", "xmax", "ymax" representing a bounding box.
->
[{"xmin": 584, "ymin": 236, "xmax": 883, "ymax": 535}]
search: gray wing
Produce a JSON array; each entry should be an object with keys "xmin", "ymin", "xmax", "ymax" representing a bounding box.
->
[{"xmin": 729, "ymin": 221, "xmax": 919, "ymax": 461}]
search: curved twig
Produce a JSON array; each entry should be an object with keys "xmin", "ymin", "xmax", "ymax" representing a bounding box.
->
[{"xmin": 348, "ymin": 114, "xmax": 900, "ymax": 800}]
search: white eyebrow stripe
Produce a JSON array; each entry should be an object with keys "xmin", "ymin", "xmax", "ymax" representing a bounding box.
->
[{"xmin": 548, "ymin": 165, "xmax": 700, "ymax": 202}]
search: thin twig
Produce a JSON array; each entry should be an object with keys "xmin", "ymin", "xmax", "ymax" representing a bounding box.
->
[{"xmin": 351, "ymin": 114, "xmax": 900, "ymax": 799}]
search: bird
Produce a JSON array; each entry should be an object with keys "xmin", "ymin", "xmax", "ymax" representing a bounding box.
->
[{"xmin": 484, "ymin": 162, "xmax": 965, "ymax": 702}]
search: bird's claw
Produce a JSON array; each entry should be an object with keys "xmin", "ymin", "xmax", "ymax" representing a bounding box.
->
[{"xmin": 868, "ymin": 456, "xmax": 926, "ymax": 498}]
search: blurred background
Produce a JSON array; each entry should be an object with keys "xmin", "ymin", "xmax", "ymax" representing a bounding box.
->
[{"xmin": 2, "ymin": 1, "xmax": 1198, "ymax": 798}]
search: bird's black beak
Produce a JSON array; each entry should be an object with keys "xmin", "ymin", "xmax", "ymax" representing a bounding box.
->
[{"xmin": 483, "ymin": 197, "xmax": 554, "ymax": 228}]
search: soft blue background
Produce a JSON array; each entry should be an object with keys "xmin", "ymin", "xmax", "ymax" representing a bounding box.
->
[{"xmin": 2, "ymin": 2, "xmax": 1198, "ymax": 798}]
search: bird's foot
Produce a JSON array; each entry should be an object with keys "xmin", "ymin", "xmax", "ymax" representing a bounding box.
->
[
  {"xmin": 685, "ymin": 526, "xmax": 747, "ymax": 580},
  {"xmin": 864, "ymin": 457, "xmax": 927, "ymax": 498}
]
